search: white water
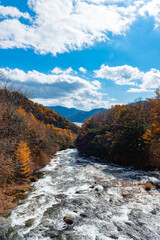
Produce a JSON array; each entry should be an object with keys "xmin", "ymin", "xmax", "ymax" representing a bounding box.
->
[
  {"xmin": 10, "ymin": 149, "xmax": 160, "ymax": 240},
  {"xmin": 73, "ymin": 122, "xmax": 83, "ymax": 127}
]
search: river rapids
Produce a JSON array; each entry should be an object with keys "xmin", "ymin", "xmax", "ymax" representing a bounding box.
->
[{"xmin": 10, "ymin": 149, "xmax": 160, "ymax": 240}]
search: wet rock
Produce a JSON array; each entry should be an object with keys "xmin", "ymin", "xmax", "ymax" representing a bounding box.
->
[
  {"xmin": 143, "ymin": 182, "xmax": 154, "ymax": 191},
  {"xmin": 25, "ymin": 219, "xmax": 34, "ymax": 227},
  {"xmin": 121, "ymin": 192, "xmax": 133, "ymax": 199},
  {"xmin": 150, "ymin": 179, "xmax": 160, "ymax": 189},
  {"xmin": 30, "ymin": 176, "xmax": 38, "ymax": 182},
  {"xmin": 0, "ymin": 218, "xmax": 20, "ymax": 240},
  {"xmin": 7, "ymin": 227, "xmax": 15, "ymax": 236},
  {"xmin": 75, "ymin": 190, "xmax": 81, "ymax": 194},
  {"xmin": 95, "ymin": 192, "xmax": 101, "ymax": 196},
  {"xmin": 55, "ymin": 237, "xmax": 63, "ymax": 240},
  {"xmin": 55, "ymin": 165, "xmax": 63, "ymax": 170},
  {"xmin": 80, "ymin": 213, "xmax": 88, "ymax": 218},
  {"xmin": 44, "ymin": 231, "xmax": 61, "ymax": 239},
  {"xmin": 66, "ymin": 236, "xmax": 74, "ymax": 240},
  {"xmin": 150, "ymin": 209, "xmax": 157, "ymax": 215},
  {"xmin": 94, "ymin": 185, "xmax": 104, "ymax": 192},
  {"xmin": 0, "ymin": 217, "xmax": 10, "ymax": 227},
  {"xmin": 0, "ymin": 217, "xmax": 10, "ymax": 240},
  {"xmin": 110, "ymin": 234, "xmax": 118, "ymax": 239},
  {"xmin": 63, "ymin": 216, "xmax": 73, "ymax": 225},
  {"xmin": 8, "ymin": 231, "xmax": 23, "ymax": 240},
  {"xmin": 55, "ymin": 194, "xmax": 66, "ymax": 198}
]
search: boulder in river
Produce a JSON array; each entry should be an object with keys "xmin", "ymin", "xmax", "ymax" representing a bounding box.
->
[
  {"xmin": 63, "ymin": 216, "xmax": 73, "ymax": 225},
  {"xmin": 143, "ymin": 182, "xmax": 154, "ymax": 191},
  {"xmin": 25, "ymin": 218, "xmax": 34, "ymax": 227}
]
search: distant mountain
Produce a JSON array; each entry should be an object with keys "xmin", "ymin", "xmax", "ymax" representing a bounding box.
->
[
  {"xmin": 47, "ymin": 106, "xmax": 80, "ymax": 118},
  {"xmin": 68, "ymin": 108, "xmax": 107, "ymax": 123},
  {"xmin": 46, "ymin": 106, "xmax": 107, "ymax": 123}
]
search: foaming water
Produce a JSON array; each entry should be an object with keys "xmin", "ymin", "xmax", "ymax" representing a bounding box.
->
[{"xmin": 10, "ymin": 149, "xmax": 160, "ymax": 240}]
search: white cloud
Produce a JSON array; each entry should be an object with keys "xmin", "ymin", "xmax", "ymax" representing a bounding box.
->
[
  {"xmin": 127, "ymin": 87, "xmax": 150, "ymax": 93},
  {"xmin": 94, "ymin": 64, "xmax": 160, "ymax": 92},
  {"xmin": 0, "ymin": 0, "xmax": 139, "ymax": 55},
  {"xmin": 0, "ymin": 67, "xmax": 114, "ymax": 110},
  {"xmin": 94, "ymin": 64, "xmax": 142, "ymax": 85},
  {"xmin": 32, "ymin": 96, "xmax": 112, "ymax": 110},
  {"xmin": 129, "ymin": 68, "xmax": 160, "ymax": 92},
  {"xmin": 0, "ymin": 1, "xmax": 160, "ymax": 55},
  {"xmin": 92, "ymin": 80, "xmax": 101, "ymax": 89},
  {"xmin": 139, "ymin": 0, "xmax": 160, "ymax": 28},
  {"xmin": 51, "ymin": 67, "xmax": 74, "ymax": 75},
  {"xmin": 0, "ymin": 5, "xmax": 31, "ymax": 19},
  {"xmin": 79, "ymin": 67, "xmax": 87, "ymax": 74}
]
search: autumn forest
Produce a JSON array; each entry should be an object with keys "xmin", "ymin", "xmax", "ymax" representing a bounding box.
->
[
  {"xmin": 0, "ymin": 81, "xmax": 79, "ymax": 216},
  {"xmin": 1, "ymin": 77, "xmax": 160, "ymax": 218},
  {"xmin": 76, "ymin": 89, "xmax": 160, "ymax": 170}
]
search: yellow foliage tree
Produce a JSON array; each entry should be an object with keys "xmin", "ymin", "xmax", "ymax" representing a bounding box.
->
[{"xmin": 15, "ymin": 141, "xmax": 32, "ymax": 177}]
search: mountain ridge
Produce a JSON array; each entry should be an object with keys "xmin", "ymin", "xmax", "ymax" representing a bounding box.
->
[{"xmin": 46, "ymin": 106, "xmax": 107, "ymax": 123}]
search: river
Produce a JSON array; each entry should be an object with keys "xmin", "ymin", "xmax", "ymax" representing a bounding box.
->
[{"xmin": 10, "ymin": 149, "xmax": 160, "ymax": 240}]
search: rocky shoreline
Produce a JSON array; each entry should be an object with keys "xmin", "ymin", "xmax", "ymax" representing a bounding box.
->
[{"xmin": 0, "ymin": 217, "xmax": 23, "ymax": 240}]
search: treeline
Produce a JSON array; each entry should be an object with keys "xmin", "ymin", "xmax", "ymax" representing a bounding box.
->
[
  {"xmin": 0, "ymin": 89, "xmax": 79, "ymax": 134},
  {"xmin": 0, "ymin": 88, "xmax": 79, "ymax": 216},
  {"xmin": 76, "ymin": 90, "xmax": 160, "ymax": 170}
]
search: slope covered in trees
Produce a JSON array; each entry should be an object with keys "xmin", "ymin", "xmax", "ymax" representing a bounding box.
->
[
  {"xmin": 0, "ymin": 88, "xmax": 79, "ymax": 216},
  {"xmin": 76, "ymin": 90, "xmax": 160, "ymax": 170},
  {"xmin": 0, "ymin": 90, "xmax": 79, "ymax": 134}
]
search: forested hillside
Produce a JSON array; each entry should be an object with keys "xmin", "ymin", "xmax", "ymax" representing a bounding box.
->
[
  {"xmin": 76, "ymin": 89, "xmax": 160, "ymax": 170},
  {"xmin": 0, "ymin": 90, "xmax": 79, "ymax": 134},
  {"xmin": 0, "ymin": 88, "xmax": 79, "ymax": 216}
]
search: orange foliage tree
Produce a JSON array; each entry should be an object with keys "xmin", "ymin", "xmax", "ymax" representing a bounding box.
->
[{"xmin": 15, "ymin": 141, "xmax": 32, "ymax": 178}]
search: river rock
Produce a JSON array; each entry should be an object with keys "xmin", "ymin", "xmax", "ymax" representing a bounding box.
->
[
  {"xmin": 25, "ymin": 218, "xmax": 34, "ymax": 227},
  {"xmin": 0, "ymin": 217, "xmax": 19, "ymax": 240},
  {"xmin": 143, "ymin": 182, "xmax": 154, "ymax": 191},
  {"xmin": 94, "ymin": 185, "xmax": 104, "ymax": 192},
  {"xmin": 63, "ymin": 216, "xmax": 73, "ymax": 225},
  {"xmin": 121, "ymin": 192, "xmax": 133, "ymax": 199},
  {"xmin": 80, "ymin": 213, "xmax": 88, "ymax": 218},
  {"xmin": 30, "ymin": 176, "xmax": 38, "ymax": 182}
]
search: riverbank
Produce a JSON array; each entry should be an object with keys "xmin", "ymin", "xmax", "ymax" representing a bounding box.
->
[
  {"xmin": 0, "ymin": 89, "xmax": 79, "ymax": 218},
  {"xmin": 0, "ymin": 180, "xmax": 34, "ymax": 217}
]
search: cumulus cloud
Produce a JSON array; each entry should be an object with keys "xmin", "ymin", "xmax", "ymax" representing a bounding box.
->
[
  {"xmin": 0, "ymin": 1, "xmax": 160, "ymax": 55},
  {"xmin": 128, "ymin": 68, "xmax": 160, "ymax": 92},
  {"xmin": 0, "ymin": 5, "xmax": 31, "ymax": 19},
  {"xmin": 94, "ymin": 65, "xmax": 142, "ymax": 85},
  {"xmin": 51, "ymin": 67, "xmax": 74, "ymax": 75},
  {"xmin": 0, "ymin": 67, "xmax": 114, "ymax": 110},
  {"xmin": 0, "ymin": 0, "xmax": 140, "ymax": 55},
  {"xmin": 95, "ymin": 64, "xmax": 160, "ymax": 92},
  {"xmin": 32, "ymin": 96, "xmax": 114, "ymax": 110}
]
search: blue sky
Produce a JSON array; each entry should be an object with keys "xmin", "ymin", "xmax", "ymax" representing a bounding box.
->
[{"xmin": 0, "ymin": 0, "xmax": 160, "ymax": 110}]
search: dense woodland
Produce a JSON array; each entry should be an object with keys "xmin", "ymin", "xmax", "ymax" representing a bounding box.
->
[
  {"xmin": 0, "ymin": 86, "xmax": 79, "ymax": 216},
  {"xmin": 76, "ymin": 89, "xmax": 160, "ymax": 170}
]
